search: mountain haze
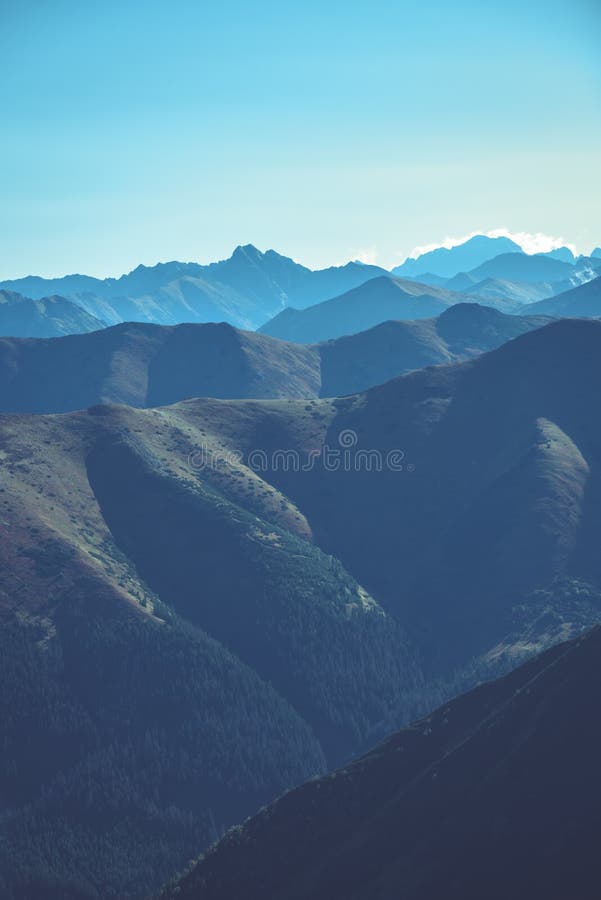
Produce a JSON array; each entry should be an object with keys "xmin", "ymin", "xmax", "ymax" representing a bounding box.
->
[
  {"xmin": 0, "ymin": 247, "xmax": 390, "ymax": 331},
  {"xmin": 520, "ymin": 275, "xmax": 601, "ymax": 318},
  {"xmin": 0, "ymin": 290, "xmax": 104, "ymax": 338},
  {"xmin": 259, "ymin": 276, "xmax": 497, "ymax": 343}
]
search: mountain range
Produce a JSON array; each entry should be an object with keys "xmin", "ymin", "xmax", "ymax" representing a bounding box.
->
[
  {"xmin": 2, "ymin": 317, "xmax": 601, "ymax": 897},
  {"xmin": 391, "ymin": 234, "xmax": 525, "ymax": 278},
  {"xmin": 2, "ymin": 233, "xmax": 601, "ymax": 900},
  {"xmin": 0, "ymin": 304, "xmax": 552, "ymax": 414},
  {"xmin": 0, "ymin": 290, "xmax": 104, "ymax": 338},
  {"xmin": 258, "ymin": 276, "xmax": 518, "ymax": 343},
  {"xmin": 521, "ymin": 274, "xmax": 601, "ymax": 318},
  {"xmin": 2, "ymin": 237, "xmax": 599, "ymax": 340},
  {"xmin": 0, "ymin": 246, "xmax": 389, "ymax": 333},
  {"xmin": 170, "ymin": 624, "xmax": 601, "ymax": 900}
]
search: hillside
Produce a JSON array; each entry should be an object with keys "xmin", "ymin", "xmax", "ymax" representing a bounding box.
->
[
  {"xmin": 0, "ymin": 322, "xmax": 322, "ymax": 413},
  {"xmin": 0, "ymin": 290, "xmax": 104, "ymax": 338},
  {"xmin": 170, "ymin": 319, "xmax": 601, "ymax": 675},
  {"xmin": 2, "ymin": 318, "xmax": 601, "ymax": 897},
  {"xmin": 259, "ymin": 276, "xmax": 485, "ymax": 343},
  {"xmin": 0, "ymin": 403, "xmax": 419, "ymax": 898},
  {"xmin": 170, "ymin": 625, "xmax": 601, "ymax": 900},
  {"xmin": 520, "ymin": 275, "xmax": 601, "ymax": 317},
  {"xmin": 317, "ymin": 303, "xmax": 551, "ymax": 396},
  {"xmin": 0, "ymin": 305, "xmax": 551, "ymax": 413}
]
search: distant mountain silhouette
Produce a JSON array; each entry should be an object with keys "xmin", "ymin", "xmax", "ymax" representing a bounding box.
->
[
  {"xmin": 0, "ymin": 246, "xmax": 389, "ymax": 331},
  {"xmin": 170, "ymin": 625, "xmax": 601, "ymax": 900},
  {"xmin": 0, "ymin": 305, "xmax": 551, "ymax": 413},
  {"xmin": 442, "ymin": 275, "xmax": 554, "ymax": 306},
  {"xmin": 0, "ymin": 290, "xmax": 104, "ymax": 337},
  {"xmin": 460, "ymin": 251, "xmax": 601, "ymax": 285},
  {"xmin": 542, "ymin": 246, "xmax": 576, "ymax": 263},
  {"xmin": 259, "ymin": 277, "xmax": 509, "ymax": 343},
  {"xmin": 392, "ymin": 235, "xmax": 523, "ymax": 279},
  {"xmin": 591, "ymin": 247, "xmax": 601, "ymax": 259},
  {"xmin": 520, "ymin": 275, "xmax": 601, "ymax": 317}
]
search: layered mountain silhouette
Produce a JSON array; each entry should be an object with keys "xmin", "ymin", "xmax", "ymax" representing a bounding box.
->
[
  {"xmin": 0, "ymin": 247, "xmax": 388, "ymax": 331},
  {"xmin": 391, "ymin": 235, "xmax": 524, "ymax": 279},
  {"xmin": 258, "ymin": 277, "xmax": 514, "ymax": 343},
  {"xmin": 170, "ymin": 625, "xmax": 601, "ymax": 900},
  {"xmin": 520, "ymin": 275, "xmax": 601, "ymax": 318},
  {"xmin": 442, "ymin": 275, "xmax": 555, "ymax": 305},
  {"xmin": 403, "ymin": 242, "xmax": 601, "ymax": 309},
  {"xmin": 3, "ymin": 241, "xmax": 598, "ymax": 337},
  {"xmin": 457, "ymin": 251, "xmax": 597, "ymax": 285},
  {"xmin": 0, "ymin": 304, "xmax": 551, "ymax": 413},
  {"xmin": 317, "ymin": 303, "xmax": 551, "ymax": 396},
  {"xmin": 0, "ymin": 290, "xmax": 104, "ymax": 337}
]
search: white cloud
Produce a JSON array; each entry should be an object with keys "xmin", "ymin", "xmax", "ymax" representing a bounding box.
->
[
  {"xmin": 487, "ymin": 229, "xmax": 578, "ymax": 256},
  {"xmin": 408, "ymin": 229, "xmax": 579, "ymax": 261}
]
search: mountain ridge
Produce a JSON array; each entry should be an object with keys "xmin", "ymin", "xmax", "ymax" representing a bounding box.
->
[{"xmin": 0, "ymin": 304, "xmax": 552, "ymax": 413}]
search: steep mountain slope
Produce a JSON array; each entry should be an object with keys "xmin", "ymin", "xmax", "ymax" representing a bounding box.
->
[
  {"xmin": 0, "ymin": 291, "xmax": 104, "ymax": 337},
  {"xmin": 0, "ymin": 305, "xmax": 551, "ymax": 413},
  {"xmin": 0, "ymin": 403, "xmax": 419, "ymax": 898},
  {"xmin": 179, "ymin": 319, "xmax": 601, "ymax": 674},
  {"xmin": 259, "ymin": 276, "xmax": 485, "ymax": 343},
  {"xmin": 392, "ymin": 235, "xmax": 523, "ymax": 279},
  {"xmin": 0, "ymin": 247, "xmax": 389, "ymax": 331},
  {"xmin": 520, "ymin": 275, "xmax": 601, "ymax": 317},
  {"xmin": 3, "ymin": 319, "xmax": 601, "ymax": 896},
  {"xmin": 170, "ymin": 625, "xmax": 601, "ymax": 900}
]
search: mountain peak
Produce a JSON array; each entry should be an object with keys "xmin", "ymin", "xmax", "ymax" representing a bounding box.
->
[
  {"xmin": 231, "ymin": 243, "xmax": 264, "ymax": 261},
  {"xmin": 392, "ymin": 234, "xmax": 524, "ymax": 280}
]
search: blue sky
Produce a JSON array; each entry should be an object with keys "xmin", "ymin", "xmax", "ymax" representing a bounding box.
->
[{"xmin": 1, "ymin": 0, "xmax": 600, "ymax": 277}]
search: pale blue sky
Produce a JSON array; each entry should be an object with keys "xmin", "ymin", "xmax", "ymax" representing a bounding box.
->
[{"xmin": 1, "ymin": 0, "xmax": 600, "ymax": 277}]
